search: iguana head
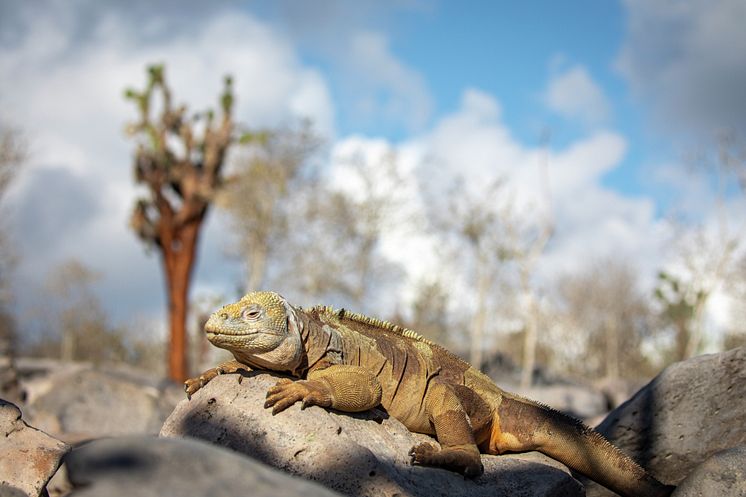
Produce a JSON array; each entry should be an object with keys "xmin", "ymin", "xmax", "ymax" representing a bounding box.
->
[{"xmin": 204, "ymin": 291, "xmax": 304, "ymax": 372}]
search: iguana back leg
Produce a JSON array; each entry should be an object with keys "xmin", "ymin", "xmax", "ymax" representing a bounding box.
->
[{"xmin": 409, "ymin": 381, "xmax": 484, "ymax": 477}]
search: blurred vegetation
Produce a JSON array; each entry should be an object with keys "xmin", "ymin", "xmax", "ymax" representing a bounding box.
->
[
  {"xmin": 558, "ymin": 260, "xmax": 657, "ymax": 379},
  {"xmin": 1, "ymin": 67, "xmax": 745, "ymax": 391},
  {"xmin": 0, "ymin": 123, "xmax": 24, "ymax": 400},
  {"xmin": 221, "ymin": 134, "xmax": 406, "ymax": 309},
  {"xmin": 23, "ymin": 259, "xmax": 166, "ymax": 374}
]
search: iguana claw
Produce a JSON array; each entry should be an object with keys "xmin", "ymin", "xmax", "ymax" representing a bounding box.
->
[{"xmin": 264, "ymin": 378, "xmax": 332, "ymax": 415}]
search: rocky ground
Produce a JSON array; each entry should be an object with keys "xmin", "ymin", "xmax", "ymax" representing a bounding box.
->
[
  {"xmin": 1, "ymin": 347, "xmax": 745, "ymax": 497},
  {"xmin": 587, "ymin": 345, "xmax": 746, "ymax": 497}
]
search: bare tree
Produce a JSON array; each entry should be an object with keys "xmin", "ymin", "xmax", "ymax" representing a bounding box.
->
[
  {"xmin": 0, "ymin": 123, "xmax": 24, "ymax": 400},
  {"xmin": 558, "ymin": 260, "xmax": 653, "ymax": 380},
  {"xmin": 218, "ymin": 123, "xmax": 319, "ymax": 293},
  {"xmin": 125, "ymin": 65, "xmax": 236, "ymax": 381},
  {"xmin": 404, "ymin": 278, "xmax": 452, "ymax": 347},
  {"xmin": 691, "ymin": 127, "xmax": 746, "ymax": 194},
  {"xmin": 502, "ymin": 133, "xmax": 554, "ymax": 389},
  {"xmin": 669, "ymin": 127, "xmax": 745, "ymax": 358},
  {"xmin": 723, "ymin": 256, "xmax": 746, "ymax": 349},
  {"xmin": 656, "ymin": 138, "xmax": 739, "ymax": 361},
  {"xmin": 41, "ymin": 259, "xmax": 128, "ymax": 364},
  {"xmin": 0, "ymin": 126, "xmax": 24, "ymax": 200},
  {"xmin": 0, "ymin": 124, "xmax": 24, "ymax": 302},
  {"xmin": 313, "ymin": 150, "xmax": 407, "ymax": 309},
  {"xmin": 503, "ymin": 200, "xmax": 553, "ymax": 389},
  {"xmin": 654, "ymin": 225, "xmax": 737, "ymax": 361},
  {"xmin": 222, "ymin": 140, "xmax": 406, "ymax": 314},
  {"xmin": 434, "ymin": 177, "xmax": 512, "ymax": 369},
  {"xmin": 428, "ymin": 138, "xmax": 553, "ymax": 379}
]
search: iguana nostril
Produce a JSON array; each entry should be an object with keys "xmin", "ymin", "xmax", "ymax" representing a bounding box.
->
[{"xmin": 220, "ymin": 312, "xmax": 228, "ymax": 320}]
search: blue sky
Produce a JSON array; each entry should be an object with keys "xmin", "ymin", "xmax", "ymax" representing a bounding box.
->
[
  {"xmin": 249, "ymin": 0, "xmax": 678, "ymax": 208},
  {"xmin": 1, "ymin": 0, "xmax": 745, "ymax": 336},
  {"xmin": 321, "ymin": 1, "xmax": 627, "ymax": 137},
  {"xmin": 258, "ymin": 1, "xmax": 628, "ymax": 137}
]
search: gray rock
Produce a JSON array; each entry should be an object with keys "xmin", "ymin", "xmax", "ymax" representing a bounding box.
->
[
  {"xmin": 15, "ymin": 358, "xmax": 89, "ymax": 405},
  {"xmin": 671, "ymin": 446, "xmax": 746, "ymax": 497},
  {"xmin": 586, "ymin": 347, "xmax": 746, "ymax": 496},
  {"xmin": 0, "ymin": 398, "xmax": 69, "ymax": 497},
  {"xmin": 24, "ymin": 367, "xmax": 180, "ymax": 441},
  {"xmin": 64, "ymin": 435, "xmax": 343, "ymax": 497},
  {"xmin": 594, "ymin": 378, "xmax": 643, "ymax": 411},
  {"xmin": 161, "ymin": 372, "xmax": 584, "ymax": 497}
]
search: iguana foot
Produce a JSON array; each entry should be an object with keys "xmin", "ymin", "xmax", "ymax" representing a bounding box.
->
[
  {"xmin": 184, "ymin": 360, "xmax": 249, "ymax": 399},
  {"xmin": 409, "ymin": 442, "xmax": 484, "ymax": 477},
  {"xmin": 264, "ymin": 378, "xmax": 332, "ymax": 415}
]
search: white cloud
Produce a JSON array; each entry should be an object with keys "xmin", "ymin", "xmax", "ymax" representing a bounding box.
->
[
  {"xmin": 1, "ymin": 4, "xmax": 336, "ymax": 323},
  {"xmin": 420, "ymin": 90, "xmax": 663, "ymax": 280},
  {"xmin": 327, "ymin": 89, "xmax": 669, "ymax": 313},
  {"xmin": 543, "ymin": 65, "xmax": 611, "ymax": 125},
  {"xmin": 424, "ymin": 88, "xmax": 524, "ymax": 191},
  {"xmin": 617, "ymin": 0, "xmax": 746, "ymax": 131}
]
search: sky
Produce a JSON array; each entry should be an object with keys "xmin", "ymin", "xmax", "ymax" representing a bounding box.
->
[{"xmin": 1, "ymin": 0, "xmax": 745, "ymax": 341}]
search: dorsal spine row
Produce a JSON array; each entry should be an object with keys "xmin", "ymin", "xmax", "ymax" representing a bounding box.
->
[{"xmin": 310, "ymin": 305, "xmax": 435, "ymax": 346}]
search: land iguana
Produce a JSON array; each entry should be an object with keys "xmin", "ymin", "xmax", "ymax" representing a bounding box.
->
[{"xmin": 185, "ymin": 291, "xmax": 674, "ymax": 497}]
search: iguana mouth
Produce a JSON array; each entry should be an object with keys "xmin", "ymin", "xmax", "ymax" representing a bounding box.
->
[
  {"xmin": 205, "ymin": 330, "xmax": 255, "ymax": 338},
  {"xmin": 206, "ymin": 329, "xmax": 285, "ymax": 338}
]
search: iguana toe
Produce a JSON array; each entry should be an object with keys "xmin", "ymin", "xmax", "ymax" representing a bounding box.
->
[
  {"xmin": 183, "ymin": 377, "xmax": 204, "ymax": 399},
  {"xmin": 264, "ymin": 378, "xmax": 332, "ymax": 415},
  {"xmin": 184, "ymin": 360, "xmax": 251, "ymax": 399},
  {"xmin": 409, "ymin": 442, "xmax": 438, "ymax": 463}
]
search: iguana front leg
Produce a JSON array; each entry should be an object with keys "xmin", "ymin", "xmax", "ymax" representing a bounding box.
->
[
  {"xmin": 184, "ymin": 359, "xmax": 250, "ymax": 399},
  {"xmin": 264, "ymin": 365, "xmax": 382, "ymax": 415}
]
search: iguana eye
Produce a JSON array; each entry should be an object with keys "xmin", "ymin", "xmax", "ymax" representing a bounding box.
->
[{"xmin": 242, "ymin": 306, "xmax": 262, "ymax": 321}]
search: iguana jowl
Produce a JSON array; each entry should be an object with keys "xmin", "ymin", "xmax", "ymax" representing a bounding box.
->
[{"xmin": 185, "ymin": 291, "xmax": 674, "ymax": 497}]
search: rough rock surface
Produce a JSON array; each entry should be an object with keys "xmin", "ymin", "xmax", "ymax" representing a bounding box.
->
[
  {"xmin": 64, "ymin": 435, "xmax": 342, "ymax": 497},
  {"xmin": 23, "ymin": 366, "xmax": 181, "ymax": 441},
  {"xmin": 670, "ymin": 446, "xmax": 746, "ymax": 497},
  {"xmin": 585, "ymin": 347, "xmax": 746, "ymax": 497},
  {"xmin": 161, "ymin": 372, "xmax": 584, "ymax": 497},
  {"xmin": 0, "ymin": 398, "xmax": 69, "ymax": 497}
]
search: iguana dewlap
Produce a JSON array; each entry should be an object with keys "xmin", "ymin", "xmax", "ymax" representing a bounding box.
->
[{"xmin": 185, "ymin": 291, "xmax": 674, "ymax": 497}]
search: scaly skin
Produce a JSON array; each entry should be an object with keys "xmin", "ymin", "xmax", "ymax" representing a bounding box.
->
[{"xmin": 186, "ymin": 291, "xmax": 675, "ymax": 497}]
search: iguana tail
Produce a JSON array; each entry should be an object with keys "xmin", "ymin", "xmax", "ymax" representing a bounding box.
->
[{"xmin": 488, "ymin": 395, "xmax": 674, "ymax": 497}]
